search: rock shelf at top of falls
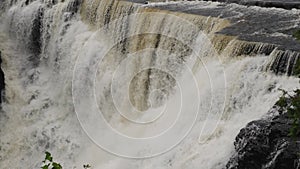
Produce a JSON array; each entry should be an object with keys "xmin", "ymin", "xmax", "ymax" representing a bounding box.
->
[
  {"xmin": 118, "ymin": 0, "xmax": 300, "ymax": 76},
  {"xmin": 130, "ymin": 0, "xmax": 300, "ymax": 10},
  {"xmin": 137, "ymin": 0, "xmax": 300, "ymax": 52}
]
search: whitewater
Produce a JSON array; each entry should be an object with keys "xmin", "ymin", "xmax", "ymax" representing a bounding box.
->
[{"xmin": 0, "ymin": 0, "xmax": 299, "ymax": 169}]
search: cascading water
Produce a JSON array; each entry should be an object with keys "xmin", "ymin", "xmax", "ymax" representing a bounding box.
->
[{"xmin": 0, "ymin": 0, "xmax": 299, "ymax": 169}]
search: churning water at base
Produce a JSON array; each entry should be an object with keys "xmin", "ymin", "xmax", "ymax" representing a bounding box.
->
[
  {"xmin": 74, "ymin": 56, "xmax": 298, "ymax": 169},
  {"xmin": 0, "ymin": 0, "xmax": 299, "ymax": 169}
]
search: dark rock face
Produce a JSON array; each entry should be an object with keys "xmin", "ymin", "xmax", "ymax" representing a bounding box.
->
[
  {"xmin": 66, "ymin": 0, "xmax": 82, "ymax": 14},
  {"xmin": 0, "ymin": 51, "xmax": 4, "ymax": 103},
  {"xmin": 29, "ymin": 7, "xmax": 43, "ymax": 57},
  {"xmin": 226, "ymin": 107, "xmax": 300, "ymax": 169},
  {"xmin": 26, "ymin": 0, "xmax": 81, "ymax": 67},
  {"xmin": 269, "ymin": 51, "xmax": 300, "ymax": 76}
]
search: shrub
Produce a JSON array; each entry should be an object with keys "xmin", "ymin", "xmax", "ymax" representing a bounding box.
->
[{"xmin": 276, "ymin": 89, "xmax": 300, "ymax": 138}]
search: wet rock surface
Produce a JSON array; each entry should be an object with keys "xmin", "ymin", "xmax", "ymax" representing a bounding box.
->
[
  {"xmin": 138, "ymin": 0, "xmax": 300, "ymax": 75},
  {"xmin": 226, "ymin": 106, "xmax": 300, "ymax": 169},
  {"xmin": 29, "ymin": 7, "xmax": 43, "ymax": 58},
  {"xmin": 145, "ymin": 1, "xmax": 300, "ymax": 52},
  {"xmin": 203, "ymin": 0, "xmax": 300, "ymax": 10},
  {"xmin": 128, "ymin": 0, "xmax": 300, "ymax": 10}
]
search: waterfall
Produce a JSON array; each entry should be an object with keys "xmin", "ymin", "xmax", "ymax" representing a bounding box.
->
[{"xmin": 0, "ymin": 0, "xmax": 299, "ymax": 168}]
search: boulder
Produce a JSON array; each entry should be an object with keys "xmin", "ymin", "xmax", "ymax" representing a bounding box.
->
[{"xmin": 226, "ymin": 107, "xmax": 300, "ymax": 169}]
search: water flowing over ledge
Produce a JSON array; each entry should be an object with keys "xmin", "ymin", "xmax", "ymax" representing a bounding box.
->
[{"xmin": 0, "ymin": 0, "xmax": 299, "ymax": 169}]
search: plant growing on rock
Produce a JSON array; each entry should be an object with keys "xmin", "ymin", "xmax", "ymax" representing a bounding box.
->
[
  {"xmin": 293, "ymin": 29, "xmax": 300, "ymax": 42},
  {"xmin": 41, "ymin": 152, "xmax": 91, "ymax": 169},
  {"xmin": 41, "ymin": 152, "xmax": 62, "ymax": 169},
  {"xmin": 276, "ymin": 89, "xmax": 300, "ymax": 138},
  {"xmin": 287, "ymin": 89, "xmax": 300, "ymax": 137}
]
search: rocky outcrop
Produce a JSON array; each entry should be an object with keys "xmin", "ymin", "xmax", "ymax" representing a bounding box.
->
[{"xmin": 226, "ymin": 105, "xmax": 300, "ymax": 169}]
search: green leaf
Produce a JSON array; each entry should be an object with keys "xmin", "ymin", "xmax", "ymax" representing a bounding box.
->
[
  {"xmin": 52, "ymin": 162, "xmax": 62, "ymax": 169},
  {"xmin": 45, "ymin": 152, "xmax": 53, "ymax": 162},
  {"xmin": 41, "ymin": 164, "xmax": 50, "ymax": 169}
]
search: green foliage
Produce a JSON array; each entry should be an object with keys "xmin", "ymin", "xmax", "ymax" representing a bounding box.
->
[
  {"xmin": 41, "ymin": 152, "xmax": 62, "ymax": 169},
  {"xmin": 293, "ymin": 58, "xmax": 300, "ymax": 76},
  {"xmin": 287, "ymin": 89, "xmax": 300, "ymax": 138},
  {"xmin": 276, "ymin": 89, "xmax": 300, "ymax": 138},
  {"xmin": 276, "ymin": 88, "xmax": 289, "ymax": 107},
  {"xmin": 293, "ymin": 29, "xmax": 300, "ymax": 41},
  {"xmin": 276, "ymin": 95, "xmax": 288, "ymax": 107},
  {"xmin": 292, "ymin": 29, "xmax": 300, "ymax": 76},
  {"xmin": 45, "ymin": 152, "xmax": 53, "ymax": 162},
  {"xmin": 41, "ymin": 152, "xmax": 91, "ymax": 169},
  {"xmin": 52, "ymin": 162, "xmax": 63, "ymax": 169}
]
